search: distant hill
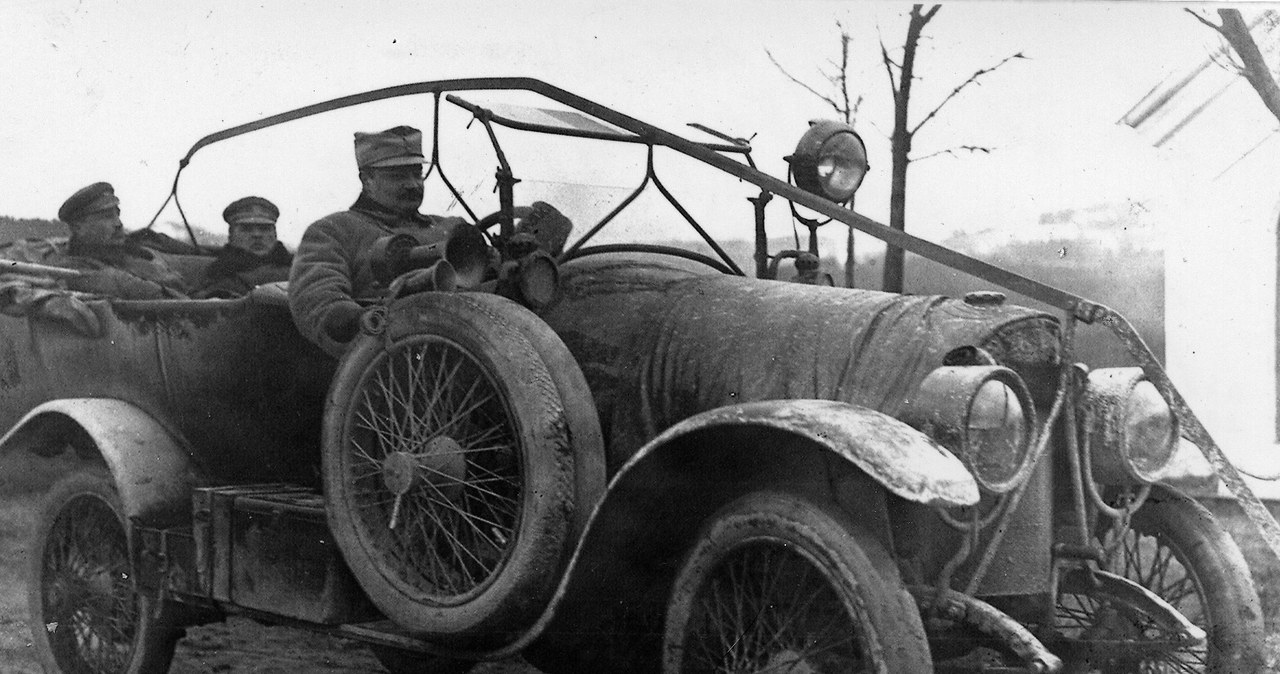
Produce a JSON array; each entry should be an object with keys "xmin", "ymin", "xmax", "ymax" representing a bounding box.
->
[
  {"xmin": 661, "ymin": 234, "xmax": 1164, "ymax": 368},
  {"xmin": 0, "ymin": 216, "xmax": 64, "ymax": 244},
  {"xmin": 0, "ymin": 216, "xmax": 227, "ymax": 249},
  {"xmin": 904, "ymin": 239, "xmax": 1163, "ymax": 367}
]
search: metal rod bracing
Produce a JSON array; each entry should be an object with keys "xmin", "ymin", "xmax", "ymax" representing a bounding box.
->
[
  {"xmin": 430, "ymin": 92, "xmax": 479, "ymax": 223},
  {"xmin": 561, "ymin": 146, "xmax": 654, "ymax": 258},
  {"xmin": 175, "ymin": 77, "xmax": 1088, "ymax": 313}
]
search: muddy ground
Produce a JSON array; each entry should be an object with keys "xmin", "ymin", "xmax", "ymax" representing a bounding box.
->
[
  {"xmin": 1, "ymin": 491, "xmax": 1279, "ymax": 673},
  {"xmin": 0, "ymin": 491, "xmax": 535, "ymax": 674}
]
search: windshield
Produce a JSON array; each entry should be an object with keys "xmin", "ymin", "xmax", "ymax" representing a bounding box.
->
[{"xmin": 150, "ymin": 86, "xmax": 778, "ymax": 274}]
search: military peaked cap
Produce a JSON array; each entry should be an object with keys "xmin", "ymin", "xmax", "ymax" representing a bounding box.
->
[
  {"xmin": 58, "ymin": 182, "xmax": 119, "ymax": 224},
  {"xmin": 354, "ymin": 125, "xmax": 427, "ymax": 170},
  {"xmin": 223, "ymin": 196, "xmax": 279, "ymax": 226}
]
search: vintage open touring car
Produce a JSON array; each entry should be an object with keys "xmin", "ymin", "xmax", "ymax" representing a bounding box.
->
[{"xmin": 3, "ymin": 77, "xmax": 1271, "ymax": 673}]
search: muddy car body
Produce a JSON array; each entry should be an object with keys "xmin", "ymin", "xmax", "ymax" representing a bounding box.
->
[{"xmin": 4, "ymin": 78, "xmax": 1268, "ymax": 673}]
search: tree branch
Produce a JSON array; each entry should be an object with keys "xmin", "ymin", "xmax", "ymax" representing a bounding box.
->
[
  {"xmin": 911, "ymin": 52, "xmax": 1026, "ymax": 136},
  {"xmin": 765, "ymin": 48, "xmax": 845, "ymax": 117},
  {"xmin": 913, "ymin": 145, "xmax": 993, "ymax": 162},
  {"xmin": 840, "ymin": 25, "xmax": 852, "ymax": 123},
  {"xmin": 880, "ymin": 36, "xmax": 900, "ymax": 99},
  {"xmin": 1185, "ymin": 7, "xmax": 1225, "ymax": 34},
  {"xmin": 1213, "ymin": 8, "xmax": 1280, "ymax": 124}
]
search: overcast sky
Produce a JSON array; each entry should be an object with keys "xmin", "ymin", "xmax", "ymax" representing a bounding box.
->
[{"xmin": 0, "ymin": 0, "xmax": 1242, "ymax": 250}]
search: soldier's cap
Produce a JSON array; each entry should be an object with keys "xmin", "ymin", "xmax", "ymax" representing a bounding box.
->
[
  {"xmin": 223, "ymin": 196, "xmax": 279, "ymax": 227},
  {"xmin": 58, "ymin": 182, "xmax": 120, "ymax": 224},
  {"xmin": 354, "ymin": 125, "xmax": 427, "ymax": 170}
]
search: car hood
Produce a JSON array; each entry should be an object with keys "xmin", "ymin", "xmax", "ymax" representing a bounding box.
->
[{"xmin": 541, "ymin": 256, "xmax": 1061, "ymax": 471}]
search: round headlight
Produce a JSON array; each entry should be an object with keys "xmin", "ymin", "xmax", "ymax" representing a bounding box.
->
[
  {"xmin": 1081, "ymin": 368, "xmax": 1178, "ymax": 484},
  {"xmin": 790, "ymin": 120, "xmax": 869, "ymax": 203},
  {"xmin": 966, "ymin": 379, "xmax": 1030, "ymax": 482},
  {"xmin": 901, "ymin": 366, "xmax": 1036, "ymax": 494}
]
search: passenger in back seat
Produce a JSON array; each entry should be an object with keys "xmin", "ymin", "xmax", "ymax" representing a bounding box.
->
[
  {"xmin": 2, "ymin": 182, "xmax": 189, "ymax": 299},
  {"xmin": 192, "ymin": 196, "xmax": 293, "ymax": 298}
]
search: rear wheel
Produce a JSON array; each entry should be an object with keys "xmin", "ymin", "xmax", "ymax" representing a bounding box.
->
[
  {"xmin": 1054, "ymin": 488, "xmax": 1265, "ymax": 673},
  {"xmin": 325, "ymin": 293, "xmax": 584, "ymax": 640},
  {"xmin": 28, "ymin": 470, "xmax": 182, "ymax": 674},
  {"xmin": 664, "ymin": 491, "xmax": 933, "ymax": 673}
]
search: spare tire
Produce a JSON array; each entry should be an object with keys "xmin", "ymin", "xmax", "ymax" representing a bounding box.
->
[{"xmin": 323, "ymin": 292, "xmax": 600, "ymax": 642}]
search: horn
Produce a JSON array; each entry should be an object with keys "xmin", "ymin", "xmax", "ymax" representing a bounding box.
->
[
  {"xmin": 389, "ymin": 259, "xmax": 458, "ymax": 298},
  {"xmin": 407, "ymin": 224, "xmax": 490, "ymax": 289},
  {"xmin": 370, "ymin": 225, "xmax": 493, "ymax": 287}
]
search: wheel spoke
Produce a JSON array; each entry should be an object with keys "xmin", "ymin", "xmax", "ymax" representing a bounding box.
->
[
  {"xmin": 41, "ymin": 490, "xmax": 142, "ymax": 673},
  {"xmin": 678, "ymin": 541, "xmax": 865, "ymax": 673},
  {"xmin": 1055, "ymin": 506, "xmax": 1225, "ymax": 673},
  {"xmin": 341, "ymin": 336, "xmax": 528, "ymax": 601}
]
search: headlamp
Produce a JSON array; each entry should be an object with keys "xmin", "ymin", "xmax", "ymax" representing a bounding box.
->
[
  {"xmin": 1080, "ymin": 368, "xmax": 1178, "ymax": 484},
  {"xmin": 902, "ymin": 365, "xmax": 1035, "ymax": 494},
  {"xmin": 789, "ymin": 120, "xmax": 869, "ymax": 203}
]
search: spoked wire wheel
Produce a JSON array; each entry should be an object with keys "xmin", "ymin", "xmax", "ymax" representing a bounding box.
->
[
  {"xmin": 346, "ymin": 334, "xmax": 522, "ymax": 602},
  {"xmin": 29, "ymin": 470, "xmax": 179, "ymax": 674},
  {"xmin": 664, "ymin": 492, "xmax": 932, "ymax": 674},
  {"xmin": 679, "ymin": 542, "xmax": 868, "ymax": 673},
  {"xmin": 1054, "ymin": 488, "xmax": 1265, "ymax": 673},
  {"xmin": 325, "ymin": 293, "xmax": 581, "ymax": 639}
]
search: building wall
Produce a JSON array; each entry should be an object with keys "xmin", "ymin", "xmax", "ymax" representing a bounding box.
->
[{"xmin": 1164, "ymin": 145, "xmax": 1279, "ymax": 472}]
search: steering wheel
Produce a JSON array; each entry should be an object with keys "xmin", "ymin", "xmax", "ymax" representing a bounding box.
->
[
  {"xmin": 477, "ymin": 203, "xmax": 572, "ymax": 258},
  {"xmin": 476, "ymin": 206, "xmax": 535, "ymax": 233}
]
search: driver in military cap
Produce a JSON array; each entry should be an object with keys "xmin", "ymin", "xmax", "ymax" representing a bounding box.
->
[
  {"xmin": 192, "ymin": 196, "xmax": 293, "ymax": 298},
  {"xmin": 288, "ymin": 125, "xmax": 468, "ymax": 355},
  {"xmin": 1, "ymin": 182, "xmax": 188, "ymax": 299}
]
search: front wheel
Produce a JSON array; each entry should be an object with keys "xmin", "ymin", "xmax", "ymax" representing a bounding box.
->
[
  {"xmin": 28, "ymin": 470, "xmax": 183, "ymax": 674},
  {"xmin": 1055, "ymin": 487, "xmax": 1266, "ymax": 673},
  {"xmin": 663, "ymin": 491, "xmax": 933, "ymax": 674},
  {"xmin": 324, "ymin": 293, "xmax": 588, "ymax": 640}
]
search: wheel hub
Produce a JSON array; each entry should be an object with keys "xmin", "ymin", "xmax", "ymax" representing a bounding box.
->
[
  {"xmin": 381, "ymin": 452, "xmax": 419, "ymax": 495},
  {"xmin": 381, "ymin": 436, "xmax": 467, "ymax": 497}
]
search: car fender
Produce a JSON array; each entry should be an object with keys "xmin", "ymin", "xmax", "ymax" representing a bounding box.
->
[
  {"xmin": 0, "ymin": 398, "xmax": 198, "ymax": 523},
  {"xmin": 637, "ymin": 399, "xmax": 979, "ymax": 507},
  {"xmin": 496, "ymin": 400, "xmax": 978, "ymax": 669}
]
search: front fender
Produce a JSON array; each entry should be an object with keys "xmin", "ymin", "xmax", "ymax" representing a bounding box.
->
[
  {"xmin": 0, "ymin": 398, "xmax": 199, "ymax": 523},
  {"xmin": 509, "ymin": 400, "xmax": 976, "ymax": 672}
]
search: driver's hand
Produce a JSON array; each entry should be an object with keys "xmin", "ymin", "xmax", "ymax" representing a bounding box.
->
[{"xmin": 323, "ymin": 303, "xmax": 364, "ymax": 343}]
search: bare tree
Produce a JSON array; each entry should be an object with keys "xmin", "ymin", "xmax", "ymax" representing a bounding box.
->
[
  {"xmin": 1187, "ymin": 9, "xmax": 1280, "ymax": 120},
  {"xmin": 767, "ymin": 23, "xmax": 863, "ymax": 287},
  {"xmin": 880, "ymin": 5, "xmax": 1023, "ymax": 293},
  {"xmin": 769, "ymin": 6, "xmax": 1022, "ymax": 292}
]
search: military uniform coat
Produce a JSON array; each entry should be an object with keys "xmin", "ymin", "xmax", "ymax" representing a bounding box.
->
[
  {"xmin": 288, "ymin": 196, "xmax": 461, "ymax": 356},
  {"xmin": 1, "ymin": 237, "xmax": 188, "ymax": 299},
  {"xmin": 193, "ymin": 243, "xmax": 293, "ymax": 299}
]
